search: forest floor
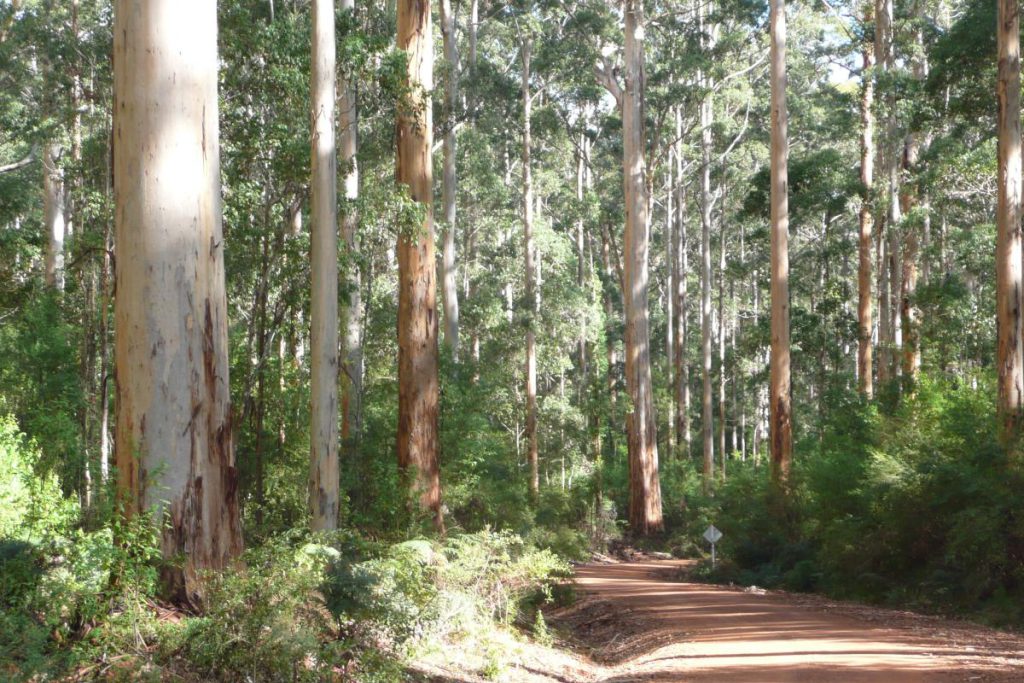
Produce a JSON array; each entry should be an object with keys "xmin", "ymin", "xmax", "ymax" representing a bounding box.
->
[{"xmin": 413, "ymin": 558, "xmax": 1024, "ymax": 682}]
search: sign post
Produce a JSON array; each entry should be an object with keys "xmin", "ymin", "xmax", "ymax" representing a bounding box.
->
[{"xmin": 703, "ymin": 524, "xmax": 722, "ymax": 568}]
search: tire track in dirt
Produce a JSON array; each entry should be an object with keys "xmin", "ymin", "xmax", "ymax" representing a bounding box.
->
[{"xmin": 551, "ymin": 560, "xmax": 1024, "ymax": 682}]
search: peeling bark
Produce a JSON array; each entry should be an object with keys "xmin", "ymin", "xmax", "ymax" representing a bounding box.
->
[
  {"xmin": 397, "ymin": 0, "xmax": 444, "ymax": 532},
  {"xmin": 621, "ymin": 0, "xmax": 662, "ymax": 534},
  {"xmin": 113, "ymin": 0, "xmax": 243, "ymax": 602},
  {"xmin": 769, "ymin": 0, "xmax": 793, "ymax": 485}
]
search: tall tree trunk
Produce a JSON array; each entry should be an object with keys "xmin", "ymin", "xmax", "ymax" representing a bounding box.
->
[
  {"xmin": 696, "ymin": 0, "xmax": 717, "ymax": 489},
  {"xmin": 888, "ymin": 197, "xmax": 902, "ymax": 384},
  {"xmin": 340, "ymin": 0, "xmax": 363, "ymax": 473},
  {"xmin": 466, "ymin": 0, "xmax": 481, "ymax": 369},
  {"xmin": 98, "ymin": 264, "xmax": 111, "ymax": 489},
  {"xmin": 899, "ymin": 4, "xmax": 926, "ymax": 390},
  {"xmin": 875, "ymin": 0, "xmax": 901, "ymax": 386},
  {"xmin": 253, "ymin": 235, "xmax": 271, "ymax": 527},
  {"xmin": 522, "ymin": 38, "xmax": 540, "ymax": 503},
  {"xmin": 309, "ymin": 0, "xmax": 340, "ymax": 532},
  {"xmin": 718, "ymin": 197, "xmax": 726, "ymax": 476},
  {"xmin": 737, "ymin": 222, "xmax": 747, "ymax": 461},
  {"xmin": 769, "ymin": 0, "xmax": 793, "ymax": 485},
  {"xmin": 674, "ymin": 107, "xmax": 691, "ymax": 458},
  {"xmin": 577, "ymin": 123, "xmax": 592, "ymax": 404},
  {"xmin": 601, "ymin": 227, "xmax": 618, "ymax": 459},
  {"xmin": 469, "ymin": 0, "xmax": 478, "ymax": 67},
  {"xmin": 520, "ymin": 38, "xmax": 544, "ymax": 501},
  {"xmin": 439, "ymin": 0, "xmax": 460, "ymax": 358},
  {"xmin": 858, "ymin": 1, "xmax": 875, "ymax": 398},
  {"xmin": 253, "ymin": 292, "xmax": 268, "ymax": 527},
  {"xmin": 113, "ymin": 0, "xmax": 243, "ymax": 602},
  {"xmin": 80, "ymin": 268, "xmax": 95, "ymax": 509},
  {"xmin": 99, "ymin": 129, "xmax": 114, "ymax": 493},
  {"xmin": 876, "ymin": 214, "xmax": 890, "ymax": 384},
  {"xmin": 397, "ymin": 0, "xmax": 444, "ymax": 532},
  {"xmin": 71, "ymin": 0, "xmax": 88, "ymax": 499},
  {"xmin": 621, "ymin": 0, "xmax": 663, "ymax": 534},
  {"xmin": 899, "ymin": 174, "xmax": 920, "ymax": 391},
  {"xmin": 69, "ymin": 0, "xmax": 82, "ymax": 240},
  {"xmin": 700, "ymin": 73, "xmax": 715, "ymax": 489},
  {"xmin": 43, "ymin": 142, "xmax": 65, "ymax": 291},
  {"xmin": 997, "ymin": 0, "xmax": 1024, "ymax": 443},
  {"xmin": 874, "ymin": 0, "xmax": 889, "ymax": 385},
  {"xmin": 666, "ymin": 153, "xmax": 675, "ymax": 457},
  {"xmin": 577, "ymin": 126, "xmax": 601, "ymax": 516}
]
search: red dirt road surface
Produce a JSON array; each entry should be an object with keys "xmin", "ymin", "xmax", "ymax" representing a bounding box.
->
[{"xmin": 552, "ymin": 560, "xmax": 1024, "ymax": 682}]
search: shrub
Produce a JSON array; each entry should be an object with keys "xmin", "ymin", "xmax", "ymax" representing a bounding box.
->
[
  {"xmin": 527, "ymin": 525, "xmax": 592, "ymax": 561},
  {"xmin": 437, "ymin": 529, "xmax": 570, "ymax": 627},
  {"xmin": 324, "ymin": 537, "xmax": 438, "ymax": 646},
  {"xmin": 694, "ymin": 375, "xmax": 1024, "ymax": 626},
  {"xmin": 323, "ymin": 528, "xmax": 570, "ymax": 654},
  {"xmin": 0, "ymin": 415, "xmax": 77, "ymax": 542},
  {"xmin": 0, "ymin": 417, "xmax": 135, "ymax": 681},
  {"xmin": 179, "ymin": 534, "xmax": 340, "ymax": 683}
]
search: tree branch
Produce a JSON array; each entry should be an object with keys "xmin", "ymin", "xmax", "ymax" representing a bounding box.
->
[
  {"xmin": 0, "ymin": 147, "xmax": 35, "ymax": 174},
  {"xmin": 594, "ymin": 54, "xmax": 622, "ymax": 108}
]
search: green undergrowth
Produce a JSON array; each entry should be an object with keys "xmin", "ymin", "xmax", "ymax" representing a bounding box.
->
[
  {"xmin": 4, "ymin": 527, "xmax": 570, "ymax": 682},
  {"xmin": 0, "ymin": 416, "xmax": 572, "ymax": 681},
  {"xmin": 684, "ymin": 376, "xmax": 1024, "ymax": 628}
]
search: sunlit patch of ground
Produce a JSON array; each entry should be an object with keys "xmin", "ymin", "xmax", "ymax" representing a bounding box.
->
[
  {"xmin": 417, "ymin": 559, "xmax": 1024, "ymax": 683},
  {"xmin": 409, "ymin": 625, "xmax": 604, "ymax": 682}
]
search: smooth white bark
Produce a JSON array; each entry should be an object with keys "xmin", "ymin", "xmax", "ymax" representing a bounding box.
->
[
  {"xmin": 340, "ymin": 0, "xmax": 363, "ymax": 467},
  {"xmin": 439, "ymin": 0, "xmax": 460, "ymax": 358},
  {"xmin": 309, "ymin": 0, "xmax": 340, "ymax": 531},
  {"xmin": 43, "ymin": 142, "xmax": 65, "ymax": 291},
  {"xmin": 113, "ymin": 0, "xmax": 242, "ymax": 601}
]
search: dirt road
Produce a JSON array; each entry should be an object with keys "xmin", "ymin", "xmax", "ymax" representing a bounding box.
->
[{"xmin": 551, "ymin": 560, "xmax": 1024, "ymax": 682}]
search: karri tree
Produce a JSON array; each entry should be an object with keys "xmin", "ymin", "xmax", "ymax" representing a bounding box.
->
[
  {"xmin": 42, "ymin": 142, "xmax": 65, "ymax": 292},
  {"xmin": 996, "ymin": 0, "xmax": 1023, "ymax": 444},
  {"xmin": 439, "ymin": 0, "xmax": 460, "ymax": 359},
  {"xmin": 874, "ymin": 0, "xmax": 900, "ymax": 386},
  {"xmin": 309, "ymin": 0, "xmax": 340, "ymax": 532},
  {"xmin": 698, "ymin": 0, "xmax": 717, "ymax": 489},
  {"xmin": 673, "ymin": 107, "xmax": 691, "ymax": 458},
  {"xmin": 397, "ymin": 0, "xmax": 444, "ymax": 532},
  {"xmin": 112, "ymin": 0, "xmax": 243, "ymax": 601},
  {"xmin": 595, "ymin": 0, "xmax": 663, "ymax": 534},
  {"xmin": 340, "ymin": 0, "xmax": 363, "ymax": 461},
  {"xmin": 857, "ymin": 0, "xmax": 874, "ymax": 398},
  {"xmin": 521, "ymin": 34, "xmax": 540, "ymax": 503},
  {"xmin": 898, "ymin": 0, "xmax": 927, "ymax": 392},
  {"xmin": 769, "ymin": 0, "xmax": 793, "ymax": 484}
]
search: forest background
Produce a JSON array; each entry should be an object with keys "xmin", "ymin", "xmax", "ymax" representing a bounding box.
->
[{"xmin": 2, "ymin": 0, "xmax": 1024, "ymax": 679}]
